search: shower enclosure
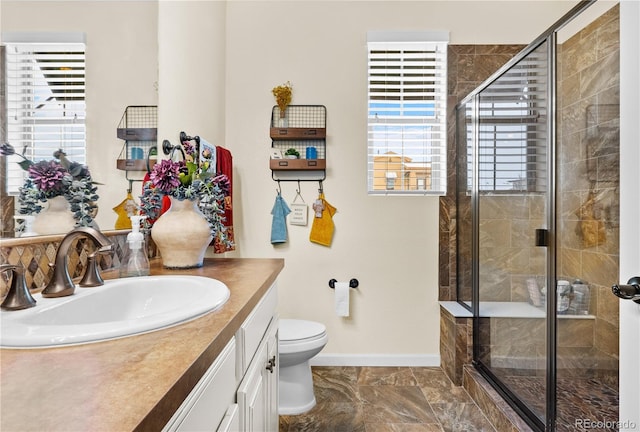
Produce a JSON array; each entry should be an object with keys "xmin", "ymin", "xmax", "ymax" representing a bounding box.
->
[{"xmin": 455, "ymin": 1, "xmax": 620, "ymax": 430}]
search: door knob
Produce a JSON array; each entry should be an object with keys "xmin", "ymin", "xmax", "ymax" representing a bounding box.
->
[
  {"xmin": 611, "ymin": 276, "xmax": 640, "ymax": 304},
  {"xmin": 266, "ymin": 356, "xmax": 276, "ymax": 373}
]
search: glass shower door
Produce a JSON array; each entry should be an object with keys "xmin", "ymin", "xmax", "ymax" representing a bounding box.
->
[
  {"xmin": 554, "ymin": 6, "xmax": 620, "ymax": 429},
  {"xmin": 473, "ymin": 40, "xmax": 550, "ymax": 428}
]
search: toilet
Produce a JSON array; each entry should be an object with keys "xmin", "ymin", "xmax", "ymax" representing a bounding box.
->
[{"xmin": 278, "ymin": 319, "xmax": 328, "ymax": 415}]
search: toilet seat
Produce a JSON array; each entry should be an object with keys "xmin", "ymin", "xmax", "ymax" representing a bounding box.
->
[
  {"xmin": 279, "ymin": 319, "xmax": 327, "ymax": 354},
  {"xmin": 280, "ymin": 319, "xmax": 326, "ymax": 342}
]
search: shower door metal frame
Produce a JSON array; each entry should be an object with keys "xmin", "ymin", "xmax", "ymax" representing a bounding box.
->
[{"xmin": 457, "ymin": 1, "xmax": 599, "ymax": 430}]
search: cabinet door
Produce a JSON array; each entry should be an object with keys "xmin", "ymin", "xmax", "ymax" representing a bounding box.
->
[
  {"xmin": 238, "ymin": 317, "xmax": 279, "ymax": 432},
  {"xmin": 163, "ymin": 338, "xmax": 237, "ymax": 432},
  {"xmin": 265, "ymin": 320, "xmax": 279, "ymax": 432},
  {"xmin": 237, "ymin": 340, "xmax": 268, "ymax": 432},
  {"xmin": 217, "ymin": 404, "xmax": 240, "ymax": 432}
]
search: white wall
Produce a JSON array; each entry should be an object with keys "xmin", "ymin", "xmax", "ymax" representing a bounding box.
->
[
  {"xmin": 1, "ymin": 1, "xmax": 158, "ymax": 230},
  {"xmin": 157, "ymin": 1, "xmax": 226, "ymax": 149}
]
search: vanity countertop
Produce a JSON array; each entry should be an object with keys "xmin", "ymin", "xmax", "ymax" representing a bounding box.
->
[{"xmin": 0, "ymin": 258, "xmax": 284, "ymax": 432}]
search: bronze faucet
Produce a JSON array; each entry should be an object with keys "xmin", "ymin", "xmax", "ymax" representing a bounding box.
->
[
  {"xmin": 0, "ymin": 264, "xmax": 37, "ymax": 310},
  {"xmin": 41, "ymin": 227, "xmax": 114, "ymax": 298}
]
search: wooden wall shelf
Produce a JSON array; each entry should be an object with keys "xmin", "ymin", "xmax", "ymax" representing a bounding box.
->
[
  {"xmin": 270, "ymin": 159, "xmax": 326, "ymax": 170},
  {"xmin": 269, "ymin": 127, "xmax": 326, "ymax": 140},
  {"xmin": 116, "ymin": 159, "xmax": 156, "ymax": 171},
  {"xmin": 117, "ymin": 127, "xmax": 157, "ymax": 141}
]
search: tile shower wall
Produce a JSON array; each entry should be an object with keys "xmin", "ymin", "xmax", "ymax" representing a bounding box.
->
[
  {"xmin": 440, "ymin": 305, "xmax": 472, "ymax": 385},
  {"xmin": 477, "ymin": 195, "xmax": 546, "ymax": 302},
  {"xmin": 438, "ymin": 45, "xmax": 524, "ymax": 385},
  {"xmin": 557, "ymin": 4, "xmax": 620, "ymax": 381},
  {"xmin": 440, "ymin": 45, "xmax": 526, "ymax": 302}
]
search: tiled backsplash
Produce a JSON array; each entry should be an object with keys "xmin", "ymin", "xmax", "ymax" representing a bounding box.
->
[{"xmin": 0, "ymin": 231, "xmax": 144, "ymax": 296}]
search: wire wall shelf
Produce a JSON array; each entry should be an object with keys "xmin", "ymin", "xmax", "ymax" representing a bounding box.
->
[{"xmin": 269, "ymin": 105, "xmax": 327, "ymax": 182}]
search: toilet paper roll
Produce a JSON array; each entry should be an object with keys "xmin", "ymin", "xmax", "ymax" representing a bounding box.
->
[{"xmin": 334, "ymin": 282, "xmax": 350, "ymax": 317}]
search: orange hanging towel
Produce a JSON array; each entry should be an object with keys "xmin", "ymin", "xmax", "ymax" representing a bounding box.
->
[
  {"xmin": 112, "ymin": 192, "xmax": 138, "ymax": 229},
  {"xmin": 309, "ymin": 193, "xmax": 337, "ymax": 247}
]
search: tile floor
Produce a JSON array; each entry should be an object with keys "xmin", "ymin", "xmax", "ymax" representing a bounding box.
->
[
  {"xmin": 503, "ymin": 376, "xmax": 619, "ymax": 432},
  {"xmin": 279, "ymin": 366, "xmax": 497, "ymax": 432}
]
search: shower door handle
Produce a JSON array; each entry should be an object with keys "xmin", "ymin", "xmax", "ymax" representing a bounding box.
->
[
  {"xmin": 534, "ymin": 229, "xmax": 549, "ymax": 247},
  {"xmin": 611, "ymin": 276, "xmax": 640, "ymax": 304}
]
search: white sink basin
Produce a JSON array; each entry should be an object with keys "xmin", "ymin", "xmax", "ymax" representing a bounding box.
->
[{"xmin": 0, "ymin": 275, "xmax": 230, "ymax": 348}]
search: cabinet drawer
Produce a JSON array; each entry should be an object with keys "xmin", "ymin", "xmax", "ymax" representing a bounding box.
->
[
  {"xmin": 163, "ymin": 338, "xmax": 237, "ymax": 432},
  {"xmin": 236, "ymin": 283, "xmax": 278, "ymax": 376}
]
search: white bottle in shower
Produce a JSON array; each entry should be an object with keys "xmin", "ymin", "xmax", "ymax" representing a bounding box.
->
[
  {"xmin": 557, "ymin": 280, "xmax": 570, "ymax": 314},
  {"xmin": 572, "ymin": 279, "xmax": 590, "ymax": 315}
]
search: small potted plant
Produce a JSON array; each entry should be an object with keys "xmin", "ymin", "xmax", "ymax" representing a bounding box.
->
[{"xmin": 284, "ymin": 148, "xmax": 300, "ymax": 159}]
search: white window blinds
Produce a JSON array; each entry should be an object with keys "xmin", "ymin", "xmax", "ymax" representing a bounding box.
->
[
  {"xmin": 367, "ymin": 35, "xmax": 447, "ymax": 195},
  {"xmin": 5, "ymin": 41, "xmax": 86, "ymax": 195},
  {"xmin": 469, "ymin": 43, "xmax": 548, "ymax": 193}
]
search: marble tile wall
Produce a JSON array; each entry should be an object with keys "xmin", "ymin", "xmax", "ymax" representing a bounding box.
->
[
  {"xmin": 463, "ymin": 365, "xmax": 534, "ymax": 432},
  {"xmin": 438, "ymin": 44, "xmax": 524, "ymax": 386},
  {"xmin": 477, "ymin": 195, "xmax": 546, "ymax": 302},
  {"xmin": 556, "ymin": 4, "xmax": 619, "ymax": 365},
  {"xmin": 440, "ymin": 44, "xmax": 525, "ymax": 302},
  {"xmin": 439, "ymin": 305, "xmax": 472, "ymax": 386}
]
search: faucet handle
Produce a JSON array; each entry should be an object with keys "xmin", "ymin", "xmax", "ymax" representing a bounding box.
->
[
  {"xmin": 79, "ymin": 246, "xmax": 112, "ymax": 288},
  {"xmin": 0, "ymin": 264, "xmax": 37, "ymax": 310}
]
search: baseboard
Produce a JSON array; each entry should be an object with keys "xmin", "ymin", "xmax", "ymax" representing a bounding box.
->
[{"xmin": 310, "ymin": 353, "xmax": 441, "ymax": 367}]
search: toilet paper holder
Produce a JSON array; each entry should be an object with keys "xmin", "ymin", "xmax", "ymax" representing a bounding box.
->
[{"xmin": 328, "ymin": 278, "xmax": 359, "ymax": 289}]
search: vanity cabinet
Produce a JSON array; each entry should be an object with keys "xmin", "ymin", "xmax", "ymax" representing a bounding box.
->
[
  {"xmin": 163, "ymin": 282, "xmax": 279, "ymax": 432},
  {"xmin": 237, "ymin": 318, "xmax": 279, "ymax": 432}
]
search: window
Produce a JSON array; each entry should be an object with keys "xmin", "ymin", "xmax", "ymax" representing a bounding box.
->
[
  {"xmin": 367, "ymin": 31, "xmax": 448, "ymax": 195},
  {"xmin": 4, "ymin": 38, "xmax": 86, "ymax": 195}
]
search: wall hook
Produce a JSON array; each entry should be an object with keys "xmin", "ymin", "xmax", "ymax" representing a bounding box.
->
[{"xmin": 161, "ymin": 139, "xmax": 175, "ymax": 155}]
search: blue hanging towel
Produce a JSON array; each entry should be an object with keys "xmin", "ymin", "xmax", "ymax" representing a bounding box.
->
[{"xmin": 271, "ymin": 192, "xmax": 291, "ymax": 244}]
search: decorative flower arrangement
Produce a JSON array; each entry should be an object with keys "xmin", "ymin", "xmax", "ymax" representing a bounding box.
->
[
  {"xmin": 272, "ymin": 81, "xmax": 293, "ymax": 116},
  {"xmin": 139, "ymin": 140, "xmax": 234, "ymax": 250},
  {"xmin": 1, "ymin": 143, "xmax": 99, "ymax": 227}
]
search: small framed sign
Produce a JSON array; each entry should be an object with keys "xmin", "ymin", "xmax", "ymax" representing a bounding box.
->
[{"xmin": 290, "ymin": 203, "xmax": 308, "ymax": 226}]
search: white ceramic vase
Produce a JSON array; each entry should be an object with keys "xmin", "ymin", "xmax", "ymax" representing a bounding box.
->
[
  {"xmin": 32, "ymin": 195, "xmax": 76, "ymax": 235},
  {"xmin": 151, "ymin": 196, "xmax": 213, "ymax": 269}
]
